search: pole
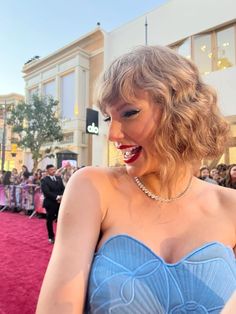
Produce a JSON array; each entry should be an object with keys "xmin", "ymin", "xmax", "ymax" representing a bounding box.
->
[
  {"xmin": 145, "ymin": 17, "xmax": 148, "ymax": 46},
  {"xmin": 1, "ymin": 100, "xmax": 6, "ymax": 172}
]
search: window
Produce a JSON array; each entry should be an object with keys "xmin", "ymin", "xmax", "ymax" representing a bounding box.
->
[
  {"xmin": 193, "ymin": 33, "xmax": 212, "ymax": 75},
  {"xmin": 62, "ymin": 132, "xmax": 74, "ymax": 144},
  {"xmin": 43, "ymin": 80, "xmax": 55, "ymax": 98},
  {"xmin": 28, "ymin": 87, "xmax": 38, "ymax": 99},
  {"xmin": 170, "ymin": 23, "xmax": 236, "ymax": 75},
  {"xmin": 216, "ymin": 26, "xmax": 235, "ymax": 70},
  {"xmin": 60, "ymin": 72, "xmax": 75, "ymax": 119},
  {"xmin": 174, "ymin": 38, "xmax": 191, "ymax": 59}
]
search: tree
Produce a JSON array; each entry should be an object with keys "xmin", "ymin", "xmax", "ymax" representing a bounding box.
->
[{"xmin": 7, "ymin": 95, "xmax": 63, "ymax": 171}]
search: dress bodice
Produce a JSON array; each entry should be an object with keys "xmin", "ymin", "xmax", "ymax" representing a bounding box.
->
[{"xmin": 85, "ymin": 235, "xmax": 236, "ymax": 313}]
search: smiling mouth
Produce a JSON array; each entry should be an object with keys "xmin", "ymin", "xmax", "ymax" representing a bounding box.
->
[{"xmin": 120, "ymin": 145, "xmax": 142, "ymax": 164}]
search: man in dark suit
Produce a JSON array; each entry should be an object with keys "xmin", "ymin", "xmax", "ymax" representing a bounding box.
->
[{"xmin": 41, "ymin": 164, "xmax": 65, "ymax": 243}]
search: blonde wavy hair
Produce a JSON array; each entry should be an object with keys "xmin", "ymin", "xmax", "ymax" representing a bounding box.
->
[{"xmin": 95, "ymin": 45, "xmax": 230, "ymax": 183}]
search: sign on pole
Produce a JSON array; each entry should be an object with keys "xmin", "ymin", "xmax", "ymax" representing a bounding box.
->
[{"xmin": 86, "ymin": 108, "xmax": 99, "ymax": 135}]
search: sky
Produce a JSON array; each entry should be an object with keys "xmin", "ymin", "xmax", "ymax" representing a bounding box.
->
[{"xmin": 0, "ymin": 0, "xmax": 167, "ymax": 95}]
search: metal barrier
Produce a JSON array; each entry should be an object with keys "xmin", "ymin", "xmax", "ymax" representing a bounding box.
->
[{"xmin": 0, "ymin": 184, "xmax": 46, "ymax": 217}]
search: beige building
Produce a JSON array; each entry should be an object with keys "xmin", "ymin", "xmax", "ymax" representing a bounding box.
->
[
  {"xmin": 0, "ymin": 93, "xmax": 24, "ymax": 171},
  {"xmin": 22, "ymin": 28, "xmax": 104, "ymax": 169}
]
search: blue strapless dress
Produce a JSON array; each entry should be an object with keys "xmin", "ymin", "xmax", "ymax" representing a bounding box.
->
[{"xmin": 85, "ymin": 235, "xmax": 236, "ymax": 313}]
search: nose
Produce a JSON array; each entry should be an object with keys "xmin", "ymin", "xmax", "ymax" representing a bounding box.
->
[{"xmin": 108, "ymin": 120, "xmax": 124, "ymax": 142}]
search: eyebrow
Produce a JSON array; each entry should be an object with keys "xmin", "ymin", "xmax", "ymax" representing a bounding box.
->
[
  {"xmin": 103, "ymin": 102, "xmax": 134, "ymax": 116},
  {"xmin": 117, "ymin": 102, "xmax": 133, "ymax": 112}
]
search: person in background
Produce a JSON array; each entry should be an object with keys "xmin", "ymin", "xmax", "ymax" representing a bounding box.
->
[
  {"xmin": 56, "ymin": 162, "xmax": 74, "ymax": 186},
  {"xmin": 199, "ymin": 166, "xmax": 218, "ymax": 184},
  {"xmin": 210, "ymin": 167, "xmax": 217, "ymax": 178},
  {"xmin": 21, "ymin": 171, "xmax": 30, "ymax": 184},
  {"xmin": 9, "ymin": 168, "xmax": 20, "ymax": 211},
  {"xmin": 37, "ymin": 46, "xmax": 236, "ymax": 313},
  {"xmin": 41, "ymin": 164, "xmax": 64, "ymax": 243},
  {"xmin": 210, "ymin": 167, "xmax": 221, "ymax": 183},
  {"xmin": 19, "ymin": 165, "xmax": 31, "ymax": 183},
  {"xmin": 19, "ymin": 172, "xmax": 33, "ymax": 214},
  {"xmin": 10, "ymin": 168, "xmax": 20, "ymax": 185},
  {"xmin": 216, "ymin": 163, "xmax": 228, "ymax": 181},
  {"xmin": 41, "ymin": 170, "xmax": 47, "ymax": 179},
  {"xmin": 219, "ymin": 164, "xmax": 236, "ymax": 189},
  {"xmin": 33, "ymin": 169, "xmax": 43, "ymax": 184},
  {"xmin": 2, "ymin": 171, "xmax": 12, "ymax": 209},
  {"xmin": 33, "ymin": 172, "xmax": 41, "ymax": 185}
]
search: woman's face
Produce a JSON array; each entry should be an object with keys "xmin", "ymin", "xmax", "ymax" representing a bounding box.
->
[
  {"xmin": 230, "ymin": 166, "xmax": 236, "ymax": 180},
  {"xmin": 210, "ymin": 168, "xmax": 219, "ymax": 180},
  {"xmin": 200, "ymin": 169, "xmax": 210, "ymax": 178},
  {"xmin": 210, "ymin": 168, "xmax": 217, "ymax": 177},
  {"xmin": 105, "ymin": 91, "xmax": 162, "ymax": 177}
]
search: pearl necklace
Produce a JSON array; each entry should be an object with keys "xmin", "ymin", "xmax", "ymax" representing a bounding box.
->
[{"xmin": 134, "ymin": 176, "xmax": 192, "ymax": 203}]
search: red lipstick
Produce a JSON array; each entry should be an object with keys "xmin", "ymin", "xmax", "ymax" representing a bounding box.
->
[
  {"xmin": 116, "ymin": 144, "xmax": 136, "ymax": 150},
  {"xmin": 124, "ymin": 149, "xmax": 142, "ymax": 164}
]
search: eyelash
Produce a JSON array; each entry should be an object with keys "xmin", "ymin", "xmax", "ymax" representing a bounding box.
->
[
  {"xmin": 122, "ymin": 109, "xmax": 140, "ymax": 118},
  {"xmin": 103, "ymin": 116, "xmax": 111, "ymax": 122},
  {"xmin": 103, "ymin": 110, "xmax": 140, "ymax": 122}
]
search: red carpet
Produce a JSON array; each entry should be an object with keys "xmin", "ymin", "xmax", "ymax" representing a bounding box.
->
[{"xmin": 0, "ymin": 212, "xmax": 53, "ymax": 314}]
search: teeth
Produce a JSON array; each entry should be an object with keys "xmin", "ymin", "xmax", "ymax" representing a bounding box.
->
[
  {"xmin": 122, "ymin": 146, "xmax": 140, "ymax": 159},
  {"xmin": 124, "ymin": 151, "xmax": 133, "ymax": 157}
]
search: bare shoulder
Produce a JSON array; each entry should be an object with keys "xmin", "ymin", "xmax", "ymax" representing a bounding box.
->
[
  {"xmin": 71, "ymin": 165, "xmax": 124, "ymax": 182},
  {"xmin": 70, "ymin": 166, "xmax": 125, "ymax": 193},
  {"xmin": 217, "ymin": 184, "xmax": 236, "ymax": 210},
  {"xmin": 72, "ymin": 165, "xmax": 110, "ymax": 180},
  {"xmin": 194, "ymin": 178, "xmax": 236, "ymax": 214},
  {"xmin": 209, "ymin": 183, "xmax": 236, "ymax": 225},
  {"xmin": 65, "ymin": 166, "xmax": 126, "ymax": 218}
]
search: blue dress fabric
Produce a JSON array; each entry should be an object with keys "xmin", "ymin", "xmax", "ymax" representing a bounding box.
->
[{"xmin": 85, "ymin": 235, "xmax": 236, "ymax": 313}]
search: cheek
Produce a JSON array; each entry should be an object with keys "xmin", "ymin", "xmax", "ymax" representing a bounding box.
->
[
  {"xmin": 138, "ymin": 119, "xmax": 157, "ymax": 141},
  {"xmin": 133, "ymin": 126, "xmax": 156, "ymax": 145}
]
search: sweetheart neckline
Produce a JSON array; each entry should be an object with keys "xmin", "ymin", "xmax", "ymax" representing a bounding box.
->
[{"xmin": 96, "ymin": 234, "xmax": 235, "ymax": 266}]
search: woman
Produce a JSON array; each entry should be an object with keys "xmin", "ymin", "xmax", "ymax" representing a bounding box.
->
[
  {"xmin": 2, "ymin": 171, "xmax": 12, "ymax": 209},
  {"xmin": 217, "ymin": 163, "xmax": 228, "ymax": 181},
  {"xmin": 19, "ymin": 165, "xmax": 30, "ymax": 182},
  {"xmin": 220, "ymin": 164, "xmax": 236, "ymax": 189},
  {"xmin": 37, "ymin": 46, "xmax": 236, "ymax": 313},
  {"xmin": 10, "ymin": 168, "xmax": 20, "ymax": 185},
  {"xmin": 199, "ymin": 165, "xmax": 218, "ymax": 184},
  {"xmin": 33, "ymin": 169, "xmax": 43, "ymax": 185},
  {"xmin": 56, "ymin": 162, "xmax": 74, "ymax": 186},
  {"xmin": 210, "ymin": 167, "xmax": 221, "ymax": 183}
]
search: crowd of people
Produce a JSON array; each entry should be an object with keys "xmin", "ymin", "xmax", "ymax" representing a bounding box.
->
[
  {"xmin": 0, "ymin": 162, "xmax": 80, "ymax": 188},
  {"xmin": 0, "ymin": 161, "xmax": 235, "ymax": 215},
  {"xmin": 198, "ymin": 163, "xmax": 236, "ymax": 189},
  {"xmin": 0, "ymin": 162, "xmax": 80, "ymax": 213}
]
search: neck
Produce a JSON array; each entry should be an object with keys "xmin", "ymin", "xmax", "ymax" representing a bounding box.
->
[{"xmin": 138, "ymin": 166, "xmax": 193, "ymax": 200}]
